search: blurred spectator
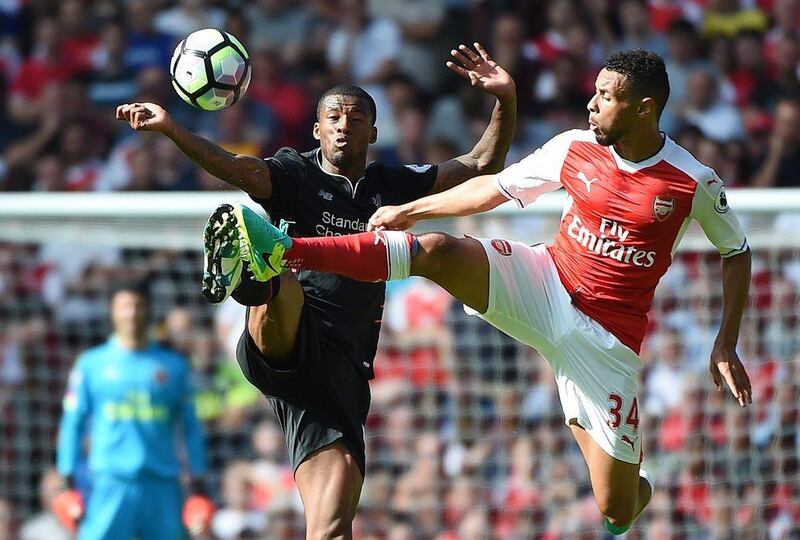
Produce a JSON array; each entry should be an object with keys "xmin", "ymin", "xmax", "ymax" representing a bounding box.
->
[
  {"xmin": 248, "ymin": 50, "xmax": 308, "ymax": 150},
  {"xmin": 8, "ymin": 17, "xmax": 75, "ymax": 124},
  {"xmin": 489, "ymin": 13, "xmax": 540, "ymax": 117},
  {"xmin": 58, "ymin": 121, "xmax": 105, "ymax": 191},
  {"xmin": 187, "ymin": 329, "xmax": 260, "ymax": 430},
  {"xmin": 58, "ymin": 0, "xmax": 99, "ymax": 75},
  {"xmin": 326, "ymin": 0, "xmax": 401, "ymax": 149},
  {"xmin": 18, "ymin": 469, "xmax": 70, "ymax": 540},
  {"xmin": 702, "ymin": 0, "xmax": 768, "ymax": 39},
  {"xmin": 534, "ymin": 55, "xmax": 593, "ymax": 135},
  {"xmin": 0, "ymin": 498, "xmax": 14, "ymax": 540},
  {"xmin": 249, "ymin": 419, "xmax": 299, "ymax": 512},
  {"xmin": 751, "ymin": 98, "xmax": 800, "ymax": 187},
  {"xmin": 211, "ymin": 460, "xmax": 266, "ymax": 540},
  {"xmin": 680, "ymin": 67, "xmax": 746, "ymax": 142},
  {"xmin": 527, "ymin": 0, "xmax": 575, "ymax": 65},
  {"xmin": 730, "ymin": 30, "xmax": 781, "ymax": 109},
  {"xmin": 244, "ymin": 0, "xmax": 315, "ymax": 67},
  {"xmin": 611, "ymin": 0, "xmax": 669, "ymax": 58},
  {"xmin": 327, "ymin": 0, "xmax": 399, "ymax": 86},
  {"xmin": 371, "ymin": 0, "xmax": 446, "ymax": 94},
  {"xmin": 662, "ymin": 19, "xmax": 710, "ymax": 134},
  {"xmin": 761, "ymin": 276, "xmax": 800, "ymax": 360},
  {"xmin": 89, "ymin": 22, "xmax": 138, "ymax": 110},
  {"xmin": 154, "ymin": 0, "xmax": 226, "ymax": 41},
  {"xmin": 124, "ymin": 0, "xmax": 174, "ymax": 74}
]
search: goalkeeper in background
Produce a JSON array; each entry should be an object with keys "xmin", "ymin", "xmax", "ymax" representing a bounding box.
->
[{"xmin": 54, "ymin": 280, "xmax": 213, "ymax": 539}]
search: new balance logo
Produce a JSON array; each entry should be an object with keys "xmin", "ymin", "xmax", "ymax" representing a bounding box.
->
[
  {"xmin": 318, "ymin": 189, "xmax": 333, "ymax": 201},
  {"xmin": 621, "ymin": 435, "xmax": 638, "ymax": 451},
  {"xmin": 577, "ymin": 171, "xmax": 599, "ymax": 193}
]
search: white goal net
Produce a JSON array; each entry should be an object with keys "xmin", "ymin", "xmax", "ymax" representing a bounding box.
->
[{"xmin": 1, "ymin": 190, "xmax": 798, "ymax": 538}]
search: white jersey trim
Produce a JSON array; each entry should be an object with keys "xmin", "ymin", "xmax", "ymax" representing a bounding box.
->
[
  {"xmin": 495, "ymin": 129, "xmax": 594, "ymax": 208},
  {"xmin": 664, "ymin": 144, "xmax": 749, "ymax": 257},
  {"xmin": 609, "ymin": 133, "xmax": 675, "ymax": 173}
]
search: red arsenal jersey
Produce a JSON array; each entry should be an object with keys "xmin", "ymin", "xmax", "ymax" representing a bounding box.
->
[{"xmin": 496, "ymin": 130, "xmax": 748, "ymax": 353}]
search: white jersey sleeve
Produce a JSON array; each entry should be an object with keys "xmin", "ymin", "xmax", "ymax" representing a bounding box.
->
[
  {"xmin": 690, "ymin": 172, "xmax": 748, "ymax": 257},
  {"xmin": 495, "ymin": 130, "xmax": 578, "ymax": 208}
]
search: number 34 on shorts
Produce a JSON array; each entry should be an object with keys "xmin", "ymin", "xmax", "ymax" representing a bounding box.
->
[{"xmin": 607, "ymin": 394, "xmax": 639, "ymax": 450}]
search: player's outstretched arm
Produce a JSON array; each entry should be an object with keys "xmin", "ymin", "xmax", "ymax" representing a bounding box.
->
[
  {"xmin": 115, "ymin": 103, "xmax": 271, "ymax": 199},
  {"xmin": 710, "ymin": 248, "xmax": 753, "ymax": 407},
  {"xmin": 368, "ymin": 173, "xmax": 506, "ymax": 230},
  {"xmin": 428, "ymin": 43, "xmax": 517, "ymax": 195}
]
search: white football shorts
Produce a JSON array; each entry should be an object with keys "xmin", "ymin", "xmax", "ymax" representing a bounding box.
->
[{"xmin": 466, "ymin": 239, "xmax": 643, "ymax": 464}]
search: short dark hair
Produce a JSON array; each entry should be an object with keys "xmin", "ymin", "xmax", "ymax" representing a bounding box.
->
[
  {"xmin": 109, "ymin": 278, "xmax": 149, "ymax": 302},
  {"xmin": 316, "ymin": 84, "xmax": 377, "ymax": 125},
  {"xmin": 604, "ymin": 49, "xmax": 670, "ymax": 118}
]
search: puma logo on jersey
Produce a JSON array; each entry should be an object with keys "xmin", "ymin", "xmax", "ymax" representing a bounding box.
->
[{"xmin": 577, "ymin": 171, "xmax": 599, "ymax": 193}]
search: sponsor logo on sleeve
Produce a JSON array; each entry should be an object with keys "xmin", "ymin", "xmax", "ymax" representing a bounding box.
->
[
  {"xmin": 405, "ymin": 164, "xmax": 433, "ymax": 173},
  {"xmin": 714, "ymin": 186, "xmax": 729, "ymax": 214},
  {"xmin": 653, "ymin": 195, "xmax": 675, "ymax": 222}
]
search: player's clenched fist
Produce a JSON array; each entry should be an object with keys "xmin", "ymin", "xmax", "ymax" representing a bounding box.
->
[
  {"xmin": 115, "ymin": 102, "xmax": 172, "ymax": 133},
  {"xmin": 368, "ymin": 205, "xmax": 417, "ymax": 231}
]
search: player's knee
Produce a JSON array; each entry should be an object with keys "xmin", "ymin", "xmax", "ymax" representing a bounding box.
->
[{"xmin": 412, "ymin": 233, "xmax": 458, "ymax": 279}]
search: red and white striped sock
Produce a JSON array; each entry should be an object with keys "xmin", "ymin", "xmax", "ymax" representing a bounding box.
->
[{"xmin": 284, "ymin": 231, "xmax": 415, "ymax": 282}]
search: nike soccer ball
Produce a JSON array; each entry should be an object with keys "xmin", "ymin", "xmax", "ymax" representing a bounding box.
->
[{"xmin": 170, "ymin": 28, "xmax": 251, "ymax": 111}]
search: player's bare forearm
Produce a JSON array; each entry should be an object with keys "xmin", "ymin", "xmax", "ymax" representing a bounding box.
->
[
  {"xmin": 716, "ymin": 248, "xmax": 751, "ymax": 346},
  {"xmin": 408, "ymin": 174, "xmax": 507, "ymax": 217},
  {"xmin": 116, "ymin": 102, "xmax": 271, "ymax": 198},
  {"xmin": 709, "ymin": 248, "xmax": 752, "ymax": 406},
  {"xmin": 429, "ymin": 43, "xmax": 517, "ymax": 194},
  {"xmin": 369, "ymin": 174, "xmax": 507, "ymax": 230},
  {"xmin": 163, "ymin": 122, "xmax": 271, "ymax": 199},
  {"xmin": 431, "ymin": 95, "xmax": 517, "ymax": 194}
]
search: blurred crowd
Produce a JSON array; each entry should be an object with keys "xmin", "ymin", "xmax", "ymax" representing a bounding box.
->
[
  {"xmin": 0, "ymin": 0, "xmax": 800, "ymax": 192},
  {"xmin": 2, "ymin": 0, "xmax": 800, "ymax": 539}
]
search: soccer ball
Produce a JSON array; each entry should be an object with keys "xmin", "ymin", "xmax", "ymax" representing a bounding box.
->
[{"xmin": 170, "ymin": 29, "xmax": 251, "ymax": 111}]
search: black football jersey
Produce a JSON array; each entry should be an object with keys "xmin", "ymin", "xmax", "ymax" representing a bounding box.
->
[{"xmin": 251, "ymin": 147, "xmax": 438, "ymax": 379}]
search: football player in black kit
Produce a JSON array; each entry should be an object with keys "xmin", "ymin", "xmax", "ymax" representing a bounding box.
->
[{"xmin": 116, "ymin": 42, "xmax": 516, "ymax": 539}]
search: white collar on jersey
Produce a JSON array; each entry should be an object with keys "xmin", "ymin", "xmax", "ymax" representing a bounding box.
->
[
  {"xmin": 608, "ymin": 132, "xmax": 675, "ymax": 173},
  {"xmin": 314, "ymin": 148, "xmax": 366, "ymax": 184}
]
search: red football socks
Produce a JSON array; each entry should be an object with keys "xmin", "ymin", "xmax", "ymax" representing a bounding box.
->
[{"xmin": 284, "ymin": 231, "xmax": 415, "ymax": 282}]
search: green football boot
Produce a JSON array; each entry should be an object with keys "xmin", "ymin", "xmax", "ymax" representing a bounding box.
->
[
  {"xmin": 232, "ymin": 204, "xmax": 292, "ymax": 282},
  {"xmin": 202, "ymin": 203, "xmax": 292, "ymax": 303}
]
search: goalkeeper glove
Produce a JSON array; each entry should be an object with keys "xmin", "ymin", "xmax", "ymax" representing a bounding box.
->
[
  {"xmin": 182, "ymin": 494, "xmax": 215, "ymax": 536},
  {"xmin": 51, "ymin": 489, "xmax": 84, "ymax": 532}
]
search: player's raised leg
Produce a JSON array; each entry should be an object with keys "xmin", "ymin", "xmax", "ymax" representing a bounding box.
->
[
  {"xmin": 203, "ymin": 204, "xmax": 364, "ymax": 538},
  {"xmin": 409, "ymin": 233, "xmax": 490, "ymax": 313},
  {"xmin": 570, "ymin": 424, "xmax": 653, "ymax": 534},
  {"xmin": 202, "ymin": 203, "xmax": 303, "ymax": 360},
  {"xmin": 222, "ymin": 204, "xmax": 491, "ymax": 313}
]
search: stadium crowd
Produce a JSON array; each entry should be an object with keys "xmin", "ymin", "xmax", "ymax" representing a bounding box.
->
[{"xmin": 1, "ymin": 0, "xmax": 800, "ymax": 538}]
